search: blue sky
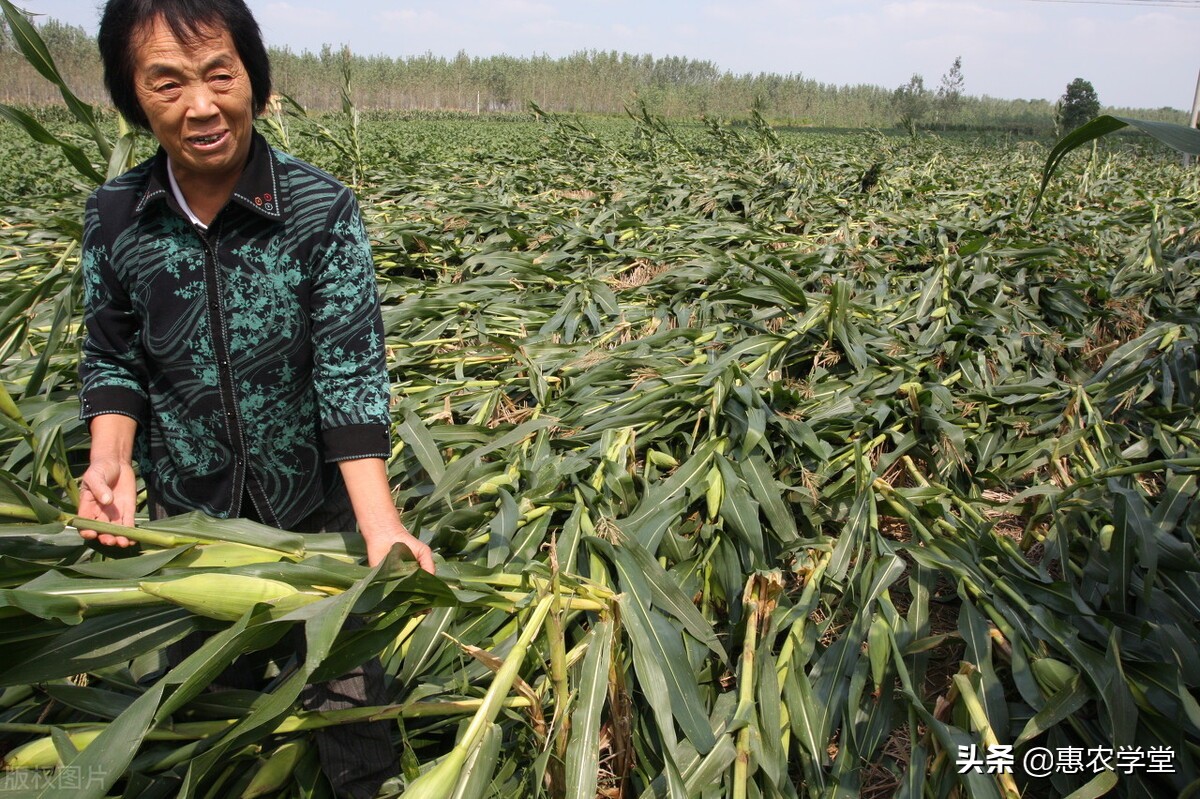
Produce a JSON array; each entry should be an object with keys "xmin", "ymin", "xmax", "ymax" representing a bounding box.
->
[{"xmin": 17, "ymin": 0, "xmax": 1200, "ymax": 110}]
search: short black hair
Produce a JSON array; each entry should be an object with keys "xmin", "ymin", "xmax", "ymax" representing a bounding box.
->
[{"xmin": 98, "ymin": 0, "xmax": 272, "ymax": 129}]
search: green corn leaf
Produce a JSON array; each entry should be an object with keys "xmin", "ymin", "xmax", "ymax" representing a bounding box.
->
[
  {"xmin": 107, "ymin": 125, "xmax": 138, "ymax": 181},
  {"xmin": 65, "ymin": 546, "xmax": 194, "ymax": 579},
  {"xmin": 660, "ymin": 742, "xmax": 691, "ymax": 799},
  {"xmin": 1033, "ymin": 115, "xmax": 1200, "ymax": 217},
  {"xmin": 619, "ymin": 438, "xmax": 720, "ymax": 536},
  {"xmin": 716, "ymin": 454, "xmax": 765, "ymax": 562},
  {"xmin": 399, "ymin": 409, "xmax": 447, "ymax": 483},
  {"xmin": 783, "ymin": 659, "xmax": 827, "ymax": 769},
  {"xmin": 0, "ymin": 0, "xmax": 111, "ymax": 163},
  {"xmin": 1014, "ymin": 676, "xmax": 1090, "ymax": 747},
  {"xmin": 135, "ymin": 513, "xmax": 308, "ymax": 555},
  {"xmin": 0, "ymin": 471, "xmax": 64, "ymax": 524},
  {"xmin": 734, "ymin": 252, "xmax": 809, "ymax": 310},
  {"xmin": 958, "ymin": 597, "xmax": 1008, "ymax": 737},
  {"xmin": 754, "ymin": 646, "xmax": 785, "ymax": 785},
  {"xmin": 43, "ymin": 683, "xmax": 136, "ymax": 722},
  {"xmin": 1099, "ymin": 631, "xmax": 1139, "ymax": 751},
  {"xmin": 449, "ymin": 722, "xmax": 502, "ymax": 799},
  {"xmin": 564, "ymin": 620, "xmax": 613, "ymax": 799},
  {"xmin": 867, "ymin": 616, "xmax": 890, "ymax": 693},
  {"xmin": 39, "ymin": 680, "xmax": 168, "ymax": 799},
  {"xmin": 828, "ymin": 486, "xmax": 872, "ymax": 581},
  {"xmin": 614, "ymin": 537, "xmax": 727, "ymax": 660},
  {"xmin": 179, "ymin": 553, "xmax": 396, "ymax": 790},
  {"xmin": 741, "ymin": 454, "xmax": 797, "ymax": 543},
  {"xmin": 682, "ymin": 735, "xmax": 737, "ymax": 796},
  {"xmin": 1060, "ymin": 770, "xmax": 1119, "ymax": 799},
  {"xmin": 399, "ymin": 606, "xmax": 457, "ymax": 685},
  {"xmin": 0, "ymin": 0, "xmax": 63, "ymax": 85},
  {"xmin": 1107, "ymin": 480, "xmax": 1139, "ymax": 614},
  {"xmin": 0, "ymin": 105, "xmax": 105, "ymax": 185},
  {"xmin": 423, "ymin": 418, "xmax": 555, "ymax": 508},
  {"xmin": 0, "ymin": 607, "xmax": 196, "ymax": 685},
  {"xmin": 617, "ymin": 578, "xmax": 716, "ymax": 755},
  {"xmin": 48, "ymin": 727, "xmax": 78, "ymax": 766}
]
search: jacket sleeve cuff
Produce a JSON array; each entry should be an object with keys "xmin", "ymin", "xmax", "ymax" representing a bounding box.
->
[
  {"xmin": 79, "ymin": 386, "xmax": 149, "ymax": 425},
  {"xmin": 323, "ymin": 423, "xmax": 391, "ymax": 462}
]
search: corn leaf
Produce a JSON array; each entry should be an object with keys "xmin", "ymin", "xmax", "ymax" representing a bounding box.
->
[{"xmin": 564, "ymin": 619, "xmax": 613, "ymax": 799}]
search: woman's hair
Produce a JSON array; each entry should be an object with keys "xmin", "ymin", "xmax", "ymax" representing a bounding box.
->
[{"xmin": 98, "ymin": 0, "xmax": 272, "ymax": 129}]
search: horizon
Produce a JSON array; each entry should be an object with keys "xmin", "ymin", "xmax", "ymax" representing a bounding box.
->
[{"xmin": 10, "ymin": 0, "xmax": 1200, "ymax": 111}]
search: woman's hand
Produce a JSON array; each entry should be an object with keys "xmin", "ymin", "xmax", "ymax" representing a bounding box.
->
[{"xmin": 77, "ymin": 458, "xmax": 138, "ymax": 547}]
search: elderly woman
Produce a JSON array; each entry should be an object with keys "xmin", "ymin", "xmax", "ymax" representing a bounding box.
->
[{"xmin": 75, "ymin": 1, "xmax": 431, "ymax": 795}]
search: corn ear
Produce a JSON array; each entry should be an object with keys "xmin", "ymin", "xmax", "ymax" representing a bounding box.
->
[
  {"xmin": 1031, "ymin": 657, "xmax": 1079, "ymax": 695},
  {"xmin": 577, "ymin": 503, "xmax": 596, "ymax": 537},
  {"xmin": 0, "ymin": 381, "xmax": 25, "ymax": 426},
  {"xmin": 139, "ymin": 574, "xmax": 320, "ymax": 621},
  {"xmin": 478, "ymin": 463, "xmax": 521, "ymax": 495},
  {"xmin": 867, "ymin": 615, "xmax": 890, "ymax": 692},
  {"xmin": 647, "ymin": 449, "xmax": 679, "ymax": 469},
  {"xmin": 705, "ymin": 465, "xmax": 723, "ymax": 521},
  {"xmin": 2, "ymin": 728, "xmax": 104, "ymax": 770},
  {"xmin": 241, "ymin": 738, "xmax": 308, "ymax": 798}
]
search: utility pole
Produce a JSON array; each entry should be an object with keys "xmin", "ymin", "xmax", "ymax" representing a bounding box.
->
[{"xmin": 1186, "ymin": 68, "xmax": 1200, "ymax": 168}]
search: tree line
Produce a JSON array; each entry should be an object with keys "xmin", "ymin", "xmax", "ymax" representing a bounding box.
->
[{"xmin": 0, "ymin": 15, "xmax": 1187, "ymax": 134}]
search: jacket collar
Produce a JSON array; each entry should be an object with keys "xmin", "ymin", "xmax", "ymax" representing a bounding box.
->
[{"xmin": 134, "ymin": 130, "xmax": 285, "ymax": 223}]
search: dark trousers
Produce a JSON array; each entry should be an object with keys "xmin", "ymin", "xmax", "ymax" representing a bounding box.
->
[{"xmin": 161, "ymin": 491, "xmax": 399, "ymax": 799}]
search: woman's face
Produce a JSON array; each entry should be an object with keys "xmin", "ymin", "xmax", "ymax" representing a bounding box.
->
[{"xmin": 131, "ymin": 15, "xmax": 254, "ymax": 189}]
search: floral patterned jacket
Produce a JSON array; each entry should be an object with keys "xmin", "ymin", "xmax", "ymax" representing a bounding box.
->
[{"xmin": 79, "ymin": 131, "xmax": 390, "ymax": 529}]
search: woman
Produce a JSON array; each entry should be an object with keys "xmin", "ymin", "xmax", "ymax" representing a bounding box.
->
[{"xmin": 77, "ymin": 2, "xmax": 431, "ymax": 795}]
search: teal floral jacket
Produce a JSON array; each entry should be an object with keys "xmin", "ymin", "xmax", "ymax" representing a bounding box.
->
[{"xmin": 79, "ymin": 131, "xmax": 390, "ymax": 529}]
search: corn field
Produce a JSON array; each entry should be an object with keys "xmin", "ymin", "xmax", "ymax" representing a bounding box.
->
[{"xmin": 1, "ymin": 51, "xmax": 1200, "ymax": 798}]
